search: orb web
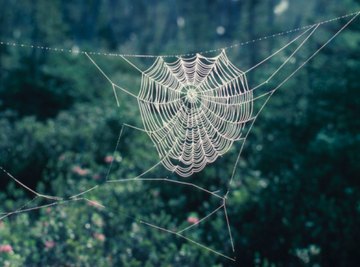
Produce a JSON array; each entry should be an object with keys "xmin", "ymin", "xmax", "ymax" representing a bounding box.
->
[{"xmin": 138, "ymin": 51, "xmax": 253, "ymax": 177}]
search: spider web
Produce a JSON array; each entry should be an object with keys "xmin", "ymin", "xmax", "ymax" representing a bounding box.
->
[
  {"xmin": 136, "ymin": 51, "xmax": 253, "ymax": 177},
  {"xmin": 0, "ymin": 12, "xmax": 359, "ymax": 262}
]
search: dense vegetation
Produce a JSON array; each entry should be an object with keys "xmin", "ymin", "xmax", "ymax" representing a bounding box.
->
[{"xmin": 0, "ymin": 0, "xmax": 359, "ymax": 266}]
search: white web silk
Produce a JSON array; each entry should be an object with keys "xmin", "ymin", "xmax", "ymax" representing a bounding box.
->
[{"xmin": 138, "ymin": 51, "xmax": 253, "ymax": 177}]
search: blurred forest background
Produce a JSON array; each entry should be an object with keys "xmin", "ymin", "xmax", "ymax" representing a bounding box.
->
[{"xmin": 0, "ymin": 0, "xmax": 359, "ymax": 266}]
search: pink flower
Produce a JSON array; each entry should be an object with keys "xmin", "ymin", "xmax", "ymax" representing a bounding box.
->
[
  {"xmin": 94, "ymin": 233, "xmax": 106, "ymax": 242},
  {"xmin": 0, "ymin": 244, "xmax": 13, "ymax": 253},
  {"xmin": 187, "ymin": 216, "xmax": 199, "ymax": 224},
  {"xmin": 104, "ymin": 155, "xmax": 114, "ymax": 164},
  {"xmin": 45, "ymin": 241, "xmax": 56, "ymax": 249},
  {"xmin": 92, "ymin": 174, "xmax": 101, "ymax": 180},
  {"xmin": 87, "ymin": 200, "xmax": 104, "ymax": 209},
  {"xmin": 72, "ymin": 166, "xmax": 89, "ymax": 176}
]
